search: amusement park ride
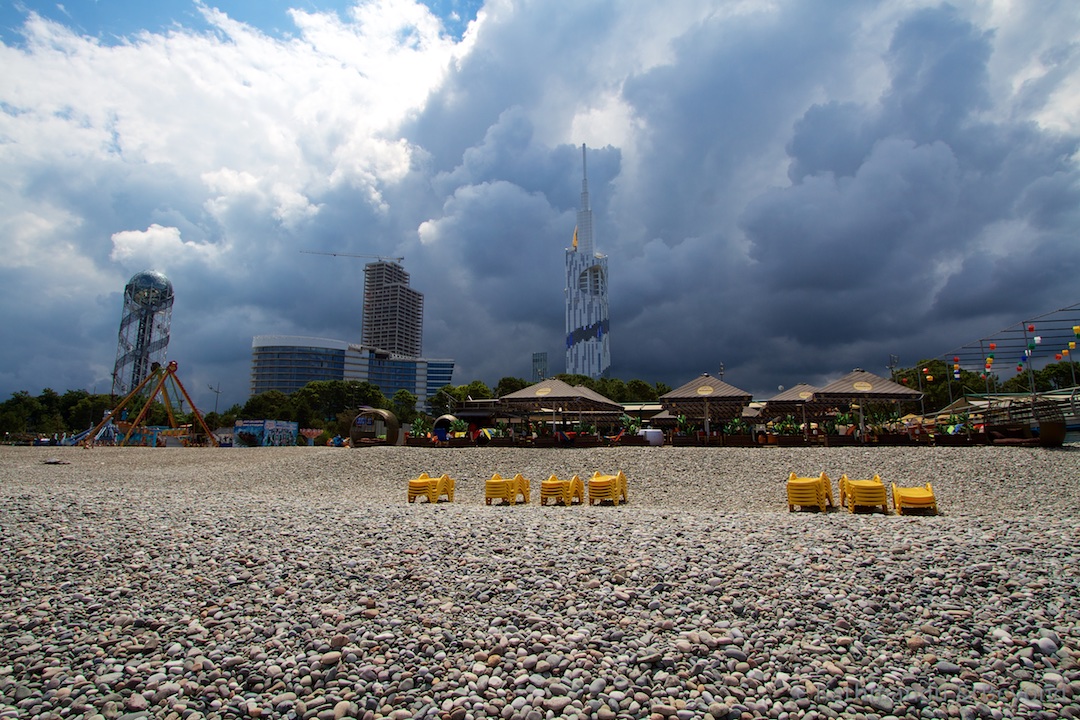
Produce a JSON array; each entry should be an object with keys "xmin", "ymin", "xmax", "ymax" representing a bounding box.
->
[{"xmin": 85, "ymin": 361, "xmax": 218, "ymax": 447}]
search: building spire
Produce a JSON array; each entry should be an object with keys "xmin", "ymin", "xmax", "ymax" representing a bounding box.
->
[
  {"xmin": 582, "ymin": 144, "xmax": 588, "ymax": 183},
  {"xmin": 580, "ymin": 143, "xmax": 590, "ymax": 211},
  {"xmin": 577, "ymin": 144, "xmax": 593, "ymax": 255},
  {"xmin": 565, "ymin": 142, "xmax": 609, "ymax": 379}
]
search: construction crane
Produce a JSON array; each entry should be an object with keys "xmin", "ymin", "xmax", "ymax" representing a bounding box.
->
[{"xmin": 300, "ymin": 250, "xmax": 404, "ymax": 264}]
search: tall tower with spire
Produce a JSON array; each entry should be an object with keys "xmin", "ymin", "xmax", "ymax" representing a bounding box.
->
[{"xmin": 565, "ymin": 144, "xmax": 611, "ymax": 378}]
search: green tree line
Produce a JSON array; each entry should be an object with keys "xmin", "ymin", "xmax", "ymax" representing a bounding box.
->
[
  {"xmin": 0, "ymin": 387, "xmax": 250, "ymax": 439},
  {"xmin": 0, "ymin": 374, "xmax": 669, "ymax": 438},
  {"xmin": 4, "ymin": 363, "xmax": 1076, "ymax": 438},
  {"xmin": 893, "ymin": 359, "xmax": 1080, "ymax": 414}
]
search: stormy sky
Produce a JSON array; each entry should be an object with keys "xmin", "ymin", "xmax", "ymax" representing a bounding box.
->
[{"xmin": 1, "ymin": 0, "xmax": 1078, "ymax": 410}]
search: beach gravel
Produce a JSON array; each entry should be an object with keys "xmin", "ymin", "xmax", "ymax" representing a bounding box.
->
[{"xmin": 1, "ymin": 444, "xmax": 1079, "ymax": 720}]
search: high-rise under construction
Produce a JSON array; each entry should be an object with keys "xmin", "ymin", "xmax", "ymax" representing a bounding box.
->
[{"xmin": 362, "ymin": 260, "xmax": 424, "ymax": 358}]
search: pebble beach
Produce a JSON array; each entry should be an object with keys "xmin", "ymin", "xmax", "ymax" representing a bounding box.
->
[{"xmin": 1, "ymin": 444, "xmax": 1079, "ymax": 720}]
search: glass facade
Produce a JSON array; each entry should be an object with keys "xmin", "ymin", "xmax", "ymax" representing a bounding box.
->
[
  {"xmin": 250, "ymin": 336, "xmax": 454, "ymax": 409},
  {"xmin": 532, "ymin": 352, "xmax": 548, "ymax": 381},
  {"xmin": 367, "ymin": 355, "xmax": 419, "ymax": 398},
  {"xmin": 250, "ymin": 342, "xmax": 346, "ymax": 395},
  {"xmin": 425, "ymin": 360, "xmax": 456, "ymax": 399}
]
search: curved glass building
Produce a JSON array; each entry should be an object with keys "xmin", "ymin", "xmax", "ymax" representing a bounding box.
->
[
  {"xmin": 250, "ymin": 335, "xmax": 454, "ymax": 408},
  {"xmin": 250, "ymin": 336, "xmax": 348, "ymax": 395}
]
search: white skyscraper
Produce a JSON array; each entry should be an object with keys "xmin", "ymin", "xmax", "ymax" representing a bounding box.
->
[{"xmin": 565, "ymin": 144, "xmax": 611, "ymax": 378}]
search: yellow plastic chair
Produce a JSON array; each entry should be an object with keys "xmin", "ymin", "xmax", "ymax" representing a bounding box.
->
[
  {"xmin": 408, "ymin": 472, "xmax": 454, "ymax": 503},
  {"xmin": 892, "ymin": 482, "xmax": 938, "ymax": 515},
  {"xmin": 786, "ymin": 472, "xmax": 833, "ymax": 512},
  {"xmin": 822, "ymin": 472, "xmax": 835, "ymax": 508},
  {"xmin": 839, "ymin": 474, "xmax": 889, "ymax": 513},
  {"xmin": 588, "ymin": 471, "xmax": 628, "ymax": 506},
  {"xmin": 540, "ymin": 475, "xmax": 585, "ymax": 506},
  {"xmin": 485, "ymin": 473, "xmax": 530, "ymax": 505}
]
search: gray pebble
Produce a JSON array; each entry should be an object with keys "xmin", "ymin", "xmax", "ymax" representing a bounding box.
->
[{"xmin": 1, "ymin": 444, "xmax": 1078, "ymax": 720}]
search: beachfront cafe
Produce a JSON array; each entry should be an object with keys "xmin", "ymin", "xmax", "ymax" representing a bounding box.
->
[
  {"xmin": 659, "ymin": 373, "xmax": 754, "ymax": 445},
  {"xmin": 811, "ymin": 368, "xmax": 924, "ymax": 443},
  {"xmin": 497, "ymin": 378, "xmax": 626, "ymax": 445},
  {"xmin": 759, "ymin": 383, "xmax": 827, "ymax": 445}
]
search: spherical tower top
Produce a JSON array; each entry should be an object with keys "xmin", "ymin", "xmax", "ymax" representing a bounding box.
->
[
  {"xmin": 113, "ymin": 269, "xmax": 175, "ymax": 396},
  {"xmin": 126, "ymin": 270, "xmax": 174, "ymax": 309}
]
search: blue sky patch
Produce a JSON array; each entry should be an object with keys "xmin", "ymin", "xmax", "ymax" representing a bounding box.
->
[{"xmin": 0, "ymin": 0, "xmax": 481, "ymax": 44}]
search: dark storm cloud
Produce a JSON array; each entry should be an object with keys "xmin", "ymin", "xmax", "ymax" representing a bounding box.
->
[
  {"xmin": 532, "ymin": 1, "xmax": 1079, "ymax": 397},
  {"xmin": 597, "ymin": 2, "xmax": 873, "ymax": 389},
  {"xmin": 393, "ymin": 106, "xmax": 624, "ymax": 380},
  {"xmin": 880, "ymin": 6, "xmax": 993, "ymax": 140},
  {"xmin": 403, "ymin": 0, "xmax": 621, "ymax": 173},
  {"xmin": 432, "ymin": 108, "xmax": 588, "ymax": 212},
  {"xmin": 715, "ymin": 6, "xmax": 1080, "ymax": 394}
]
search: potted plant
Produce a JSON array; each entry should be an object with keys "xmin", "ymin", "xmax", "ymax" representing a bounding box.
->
[
  {"xmin": 407, "ymin": 415, "xmax": 432, "ymax": 446},
  {"xmin": 447, "ymin": 418, "xmax": 469, "ymax": 446},
  {"xmin": 723, "ymin": 417, "xmax": 754, "ymax": 446},
  {"xmin": 488, "ymin": 421, "xmax": 514, "ymax": 446},
  {"xmin": 615, "ymin": 414, "xmax": 649, "ymax": 444},
  {"xmin": 934, "ymin": 414, "xmax": 973, "ymax": 446},
  {"xmin": 834, "ymin": 411, "xmax": 853, "ymax": 436},
  {"xmin": 572, "ymin": 422, "xmax": 601, "ymax": 446},
  {"xmin": 672, "ymin": 414, "xmax": 698, "ymax": 445},
  {"xmin": 773, "ymin": 415, "xmax": 804, "ymax": 445}
]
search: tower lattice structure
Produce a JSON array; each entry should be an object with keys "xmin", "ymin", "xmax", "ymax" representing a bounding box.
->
[
  {"xmin": 565, "ymin": 144, "xmax": 611, "ymax": 379},
  {"xmin": 112, "ymin": 270, "xmax": 174, "ymax": 396}
]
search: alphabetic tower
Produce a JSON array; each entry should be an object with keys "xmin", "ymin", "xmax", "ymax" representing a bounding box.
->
[
  {"xmin": 111, "ymin": 270, "xmax": 174, "ymax": 396},
  {"xmin": 564, "ymin": 144, "xmax": 611, "ymax": 379}
]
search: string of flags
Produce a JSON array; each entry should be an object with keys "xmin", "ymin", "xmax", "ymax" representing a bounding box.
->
[
  {"xmin": 978, "ymin": 324, "xmax": 1080, "ymax": 375},
  {"xmin": 907, "ymin": 321, "xmax": 1080, "ymax": 386},
  {"xmin": 966, "ymin": 323, "xmax": 1080, "ymax": 378}
]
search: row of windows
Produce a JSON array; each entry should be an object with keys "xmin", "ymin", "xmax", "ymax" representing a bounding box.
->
[
  {"xmin": 255, "ymin": 347, "xmax": 346, "ymax": 357},
  {"xmin": 251, "ymin": 351, "xmax": 454, "ymax": 399},
  {"xmin": 252, "ymin": 361, "xmax": 343, "ymax": 371},
  {"xmin": 254, "ymin": 371, "xmax": 343, "ymax": 381},
  {"xmin": 368, "ymin": 365, "xmax": 419, "ymax": 376}
]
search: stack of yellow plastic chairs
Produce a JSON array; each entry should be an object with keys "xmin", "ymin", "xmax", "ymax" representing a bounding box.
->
[
  {"xmin": 407, "ymin": 472, "xmax": 455, "ymax": 503},
  {"xmin": 485, "ymin": 473, "xmax": 530, "ymax": 505},
  {"xmin": 838, "ymin": 474, "xmax": 889, "ymax": 513},
  {"xmin": 786, "ymin": 472, "xmax": 834, "ymax": 512},
  {"xmin": 891, "ymin": 482, "xmax": 938, "ymax": 515},
  {"xmin": 540, "ymin": 474, "xmax": 585, "ymax": 506},
  {"xmin": 588, "ymin": 471, "xmax": 628, "ymax": 506}
]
